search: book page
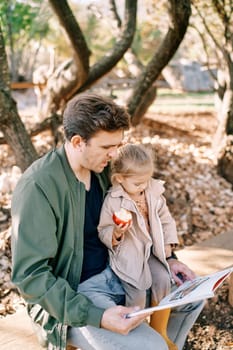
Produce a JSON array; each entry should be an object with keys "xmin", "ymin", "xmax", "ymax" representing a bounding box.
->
[{"xmin": 125, "ymin": 266, "xmax": 233, "ymax": 318}]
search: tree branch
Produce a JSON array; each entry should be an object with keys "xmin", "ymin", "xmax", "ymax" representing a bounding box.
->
[
  {"xmin": 192, "ymin": 2, "xmax": 224, "ymax": 54},
  {"xmin": 128, "ymin": 0, "xmax": 191, "ymax": 125},
  {"xmin": 76, "ymin": 0, "xmax": 137, "ymax": 93},
  {"xmin": 48, "ymin": 0, "xmax": 90, "ymax": 82},
  {"xmin": 189, "ymin": 23, "xmax": 218, "ymax": 82},
  {"xmin": 109, "ymin": 0, "xmax": 122, "ymax": 28}
]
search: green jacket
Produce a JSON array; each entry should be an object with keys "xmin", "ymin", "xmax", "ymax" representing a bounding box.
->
[{"xmin": 11, "ymin": 145, "xmax": 110, "ymax": 349}]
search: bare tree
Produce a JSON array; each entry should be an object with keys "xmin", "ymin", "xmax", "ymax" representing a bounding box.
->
[
  {"xmin": 1, "ymin": 0, "xmax": 192, "ymax": 171},
  {"xmin": 0, "ymin": 24, "xmax": 38, "ymax": 171},
  {"xmin": 45, "ymin": 0, "xmax": 137, "ymax": 114},
  {"xmin": 46, "ymin": 0, "xmax": 191, "ymax": 127}
]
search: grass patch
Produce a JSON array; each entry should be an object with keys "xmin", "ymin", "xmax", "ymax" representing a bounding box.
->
[{"xmin": 151, "ymin": 89, "xmax": 215, "ymax": 113}]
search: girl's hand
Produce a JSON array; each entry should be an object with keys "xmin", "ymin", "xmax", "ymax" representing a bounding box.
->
[
  {"xmin": 167, "ymin": 259, "xmax": 196, "ymax": 286},
  {"xmin": 112, "ymin": 221, "xmax": 131, "ymax": 246}
]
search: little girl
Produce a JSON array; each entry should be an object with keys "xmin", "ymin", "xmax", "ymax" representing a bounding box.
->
[{"xmin": 98, "ymin": 143, "xmax": 179, "ymax": 350}]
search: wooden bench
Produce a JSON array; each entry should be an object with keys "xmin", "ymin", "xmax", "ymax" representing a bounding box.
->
[
  {"xmin": 0, "ymin": 308, "xmax": 78, "ymax": 349},
  {"xmin": 0, "ymin": 308, "xmax": 43, "ymax": 350}
]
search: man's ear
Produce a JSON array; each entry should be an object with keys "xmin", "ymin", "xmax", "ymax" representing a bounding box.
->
[{"xmin": 70, "ymin": 135, "xmax": 84, "ymax": 149}]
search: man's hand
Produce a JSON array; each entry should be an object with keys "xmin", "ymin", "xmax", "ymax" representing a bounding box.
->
[
  {"xmin": 167, "ymin": 259, "xmax": 196, "ymax": 286},
  {"xmin": 100, "ymin": 305, "xmax": 151, "ymax": 335}
]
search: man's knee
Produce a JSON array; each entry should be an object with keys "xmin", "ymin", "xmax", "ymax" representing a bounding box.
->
[
  {"xmin": 132, "ymin": 323, "xmax": 168, "ymax": 350},
  {"xmin": 141, "ymin": 335, "xmax": 168, "ymax": 350}
]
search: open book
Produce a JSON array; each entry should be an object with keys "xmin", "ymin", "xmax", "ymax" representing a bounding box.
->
[{"xmin": 126, "ymin": 266, "xmax": 233, "ymax": 318}]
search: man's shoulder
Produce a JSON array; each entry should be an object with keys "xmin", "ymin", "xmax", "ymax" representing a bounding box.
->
[
  {"xmin": 15, "ymin": 147, "xmax": 69, "ymax": 193},
  {"xmin": 23, "ymin": 149, "xmax": 61, "ymax": 179}
]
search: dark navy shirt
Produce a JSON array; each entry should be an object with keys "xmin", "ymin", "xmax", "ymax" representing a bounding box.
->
[{"xmin": 80, "ymin": 172, "xmax": 108, "ymax": 282}]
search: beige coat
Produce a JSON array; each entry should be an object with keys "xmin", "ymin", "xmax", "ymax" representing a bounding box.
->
[{"xmin": 98, "ymin": 179, "xmax": 179, "ymax": 290}]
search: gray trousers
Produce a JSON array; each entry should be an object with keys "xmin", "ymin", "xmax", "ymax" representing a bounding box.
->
[
  {"xmin": 67, "ymin": 266, "xmax": 204, "ymax": 350},
  {"xmin": 122, "ymin": 255, "xmax": 171, "ymax": 308}
]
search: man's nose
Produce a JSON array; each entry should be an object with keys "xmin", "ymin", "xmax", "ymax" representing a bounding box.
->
[{"xmin": 108, "ymin": 147, "xmax": 118, "ymax": 158}]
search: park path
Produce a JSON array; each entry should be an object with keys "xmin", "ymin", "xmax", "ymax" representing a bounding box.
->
[{"xmin": 177, "ymin": 229, "xmax": 233, "ymax": 275}]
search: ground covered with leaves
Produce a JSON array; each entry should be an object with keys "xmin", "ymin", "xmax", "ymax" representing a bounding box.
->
[{"xmin": 0, "ymin": 90, "xmax": 233, "ymax": 349}]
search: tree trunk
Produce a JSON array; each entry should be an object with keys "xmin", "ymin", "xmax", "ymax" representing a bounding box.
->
[
  {"xmin": 0, "ymin": 94, "xmax": 38, "ymax": 171},
  {"xmin": 212, "ymin": 89, "xmax": 233, "ymax": 151},
  {"xmin": 128, "ymin": 0, "xmax": 191, "ymax": 126},
  {"xmin": 214, "ymin": 68, "xmax": 227, "ymax": 122},
  {"xmin": 49, "ymin": 0, "xmax": 90, "ymax": 76},
  {"xmin": 77, "ymin": 0, "xmax": 137, "ymax": 92},
  {"xmin": 214, "ymin": 84, "xmax": 233, "ymax": 185},
  {"xmin": 0, "ymin": 24, "xmax": 38, "ymax": 171},
  {"xmin": 129, "ymin": 86, "xmax": 157, "ymax": 126},
  {"xmin": 217, "ymin": 135, "xmax": 233, "ymax": 184},
  {"xmin": 45, "ymin": 0, "xmax": 91, "ymax": 114}
]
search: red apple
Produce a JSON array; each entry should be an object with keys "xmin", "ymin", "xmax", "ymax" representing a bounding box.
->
[{"xmin": 112, "ymin": 208, "xmax": 132, "ymax": 226}]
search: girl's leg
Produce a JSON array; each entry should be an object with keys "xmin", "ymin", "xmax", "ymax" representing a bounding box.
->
[
  {"xmin": 148, "ymin": 255, "xmax": 177, "ymax": 350},
  {"xmin": 120, "ymin": 280, "xmax": 146, "ymax": 309},
  {"xmin": 148, "ymin": 255, "xmax": 171, "ymax": 302}
]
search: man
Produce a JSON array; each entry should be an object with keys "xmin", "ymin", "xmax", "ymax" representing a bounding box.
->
[{"xmin": 11, "ymin": 93, "xmax": 203, "ymax": 350}]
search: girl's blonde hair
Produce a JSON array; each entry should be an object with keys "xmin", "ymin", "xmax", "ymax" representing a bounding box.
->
[{"xmin": 111, "ymin": 143, "xmax": 154, "ymax": 183}]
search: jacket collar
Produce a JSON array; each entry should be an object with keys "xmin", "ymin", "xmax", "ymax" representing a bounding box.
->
[
  {"xmin": 109, "ymin": 178, "xmax": 165, "ymax": 199},
  {"xmin": 56, "ymin": 144, "xmax": 78, "ymax": 188}
]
